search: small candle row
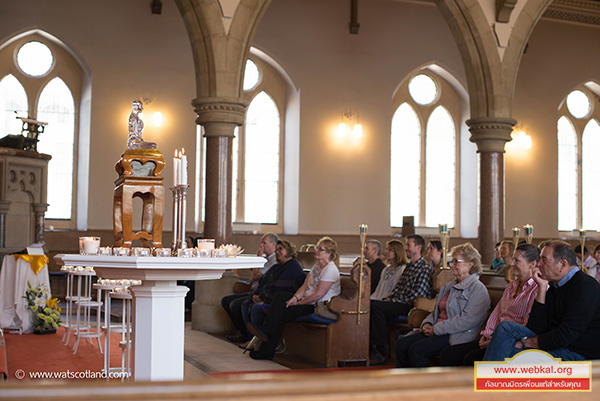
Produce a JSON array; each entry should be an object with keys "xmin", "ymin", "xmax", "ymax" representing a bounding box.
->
[
  {"xmin": 97, "ymin": 278, "xmax": 142, "ymax": 287},
  {"xmin": 173, "ymin": 148, "xmax": 188, "ymax": 186},
  {"xmin": 61, "ymin": 265, "xmax": 95, "ymax": 272}
]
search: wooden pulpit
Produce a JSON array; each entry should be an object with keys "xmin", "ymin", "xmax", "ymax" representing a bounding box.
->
[{"xmin": 113, "ymin": 149, "xmax": 165, "ymax": 248}]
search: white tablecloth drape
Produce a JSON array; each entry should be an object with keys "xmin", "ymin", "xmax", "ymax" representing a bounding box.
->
[{"xmin": 0, "ymin": 256, "xmax": 51, "ymax": 333}]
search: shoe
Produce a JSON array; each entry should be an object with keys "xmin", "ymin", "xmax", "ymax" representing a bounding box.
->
[
  {"xmin": 226, "ymin": 332, "xmax": 247, "ymax": 343},
  {"xmin": 370, "ymin": 349, "xmax": 386, "ymax": 366},
  {"xmin": 249, "ymin": 350, "xmax": 272, "ymax": 360},
  {"xmin": 242, "ymin": 336, "xmax": 262, "ymax": 354},
  {"xmin": 274, "ymin": 338, "xmax": 286, "ymax": 354},
  {"xmin": 246, "ymin": 323, "xmax": 269, "ymax": 342}
]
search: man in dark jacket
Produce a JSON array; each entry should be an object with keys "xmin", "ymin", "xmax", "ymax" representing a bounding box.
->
[{"xmin": 484, "ymin": 240, "xmax": 600, "ymax": 361}]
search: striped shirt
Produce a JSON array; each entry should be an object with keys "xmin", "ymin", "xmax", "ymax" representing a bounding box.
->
[
  {"xmin": 384, "ymin": 257, "xmax": 433, "ymax": 304},
  {"xmin": 481, "ymin": 277, "xmax": 538, "ymax": 336}
]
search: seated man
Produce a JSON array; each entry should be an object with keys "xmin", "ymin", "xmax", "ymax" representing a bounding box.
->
[
  {"xmin": 369, "ymin": 234, "xmax": 433, "ymax": 364},
  {"xmin": 484, "ymin": 240, "xmax": 600, "ymax": 362},
  {"xmin": 221, "ymin": 233, "xmax": 278, "ymax": 343},
  {"xmin": 354, "ymin": 239, "xmax": 386, "ymax": 294}
]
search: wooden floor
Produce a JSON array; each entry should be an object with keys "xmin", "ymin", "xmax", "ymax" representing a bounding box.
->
[{"xmin": 183, "ymin": 324, "xmax": 291, "ymax": 379}]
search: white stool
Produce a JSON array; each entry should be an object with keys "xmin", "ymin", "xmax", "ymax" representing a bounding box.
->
[
  {"xmin": 72, "ymin": 268, "xmax": 103, "ymax": 354},
  {"xmin": 110, "ymin": 290, "xmax": 132, "ymax": 381},
  {"xmin": 62, "ymin": 267, "xmax": 93, "ymax": 345},
  {"xmin": 61, "ymin": 266, "xmax": 75, "ymax": 344}
]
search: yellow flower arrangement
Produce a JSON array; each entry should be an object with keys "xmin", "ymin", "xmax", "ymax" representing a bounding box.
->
[{"xmin": 24, "ymin": 281, "xmax": 62, "ymax": 333}]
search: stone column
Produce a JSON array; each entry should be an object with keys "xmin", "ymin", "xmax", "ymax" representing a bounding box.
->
[
  {"xmin": 193, "ymin": 97, "xmax": 246, "ymax": 246},
  {"xmin": 0, "ymin": 200, "xmax": 11, "ymax": 248},
  {"xmin": 31, "ymin": 203, "xmax": 48, "ymax": 244},
  {"xmin": 192, "ymin": 97, "xmax": 246, "ymax": 332},
  {"xmin": 467, "ymin": 117, "xmax": 516, "ymax": 264}
]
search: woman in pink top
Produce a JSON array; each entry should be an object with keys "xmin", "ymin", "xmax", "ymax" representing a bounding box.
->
[{"xmin": 440, "ymin": 243, "xmax": 540, "ymax": 366}]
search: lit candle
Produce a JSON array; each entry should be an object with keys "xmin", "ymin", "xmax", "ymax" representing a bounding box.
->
[
  {"xmin": 439, "ymin": 224, "xmax": 447, "ymax": 234},
  {"xmin": 523, "ymin": 224, "xmax": 533, "ymax": 236},
  {"xmin": 359, "ymin": 224, "xmax": 368, "ymax": 234},
  {"xmin": 181, "ymin": 148, "xmax": 187, "ymax": 186},
  {"xmin": 512, "ymin": 227, "xmax": 520, "ymax": 237},
  {"xmin": 173, "ymin": 149, "xmax": 180, "ymax": 186}
]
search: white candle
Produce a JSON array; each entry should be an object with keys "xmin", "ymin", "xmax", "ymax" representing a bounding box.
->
[
  {"xmin": 82, "ymin": 238, "xmax": 100, "ymax": 254},
  {"xmin": 173, "ymin": 150, "xmax": 179, "ymax": 186},
  {"xmin": 181, "ymin": 148, "xmax": 187, "ymax": 186}
]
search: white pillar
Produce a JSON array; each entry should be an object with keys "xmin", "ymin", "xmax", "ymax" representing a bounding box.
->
[{"xmin": 130, "ymin": 281, "xmax": 189, "ymax": 381}]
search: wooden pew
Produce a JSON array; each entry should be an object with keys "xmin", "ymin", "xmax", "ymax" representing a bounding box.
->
[{"xmin": 281, "ymin": 263, "xmax": 370, "ymax": 367}]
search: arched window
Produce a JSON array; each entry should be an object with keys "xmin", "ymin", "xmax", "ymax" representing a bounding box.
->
[
  {"xmin": 196, "ymin": 56, "xmax": 286, "ymax": 232},
  {"xmin": 582, "ymin": 119, "xmax": 600, "ymax": 230},
  {"xmin": 391, "ymin": 71, "xmax": 460, "ymax": 230},
  {"xmin": 557, "ymin": 86, "xmax": 600, "ymax": 232},
  {"xmin": 0, "ymin": 33, "xmax": 84, "ymax": 228},
  {"xmin": 390, "ymin": 103, "xmax": 421, "ymax": 226},
  {"xmin": 37, "ymin": 78, "xmax": 75, "ymax": 219},
  {"xmin": 557, "ymin": 116, "xmax": 578, "ymax": 231},
  {"xmin": 0, "ymin": 75, "xmax": 28, "ymax": 136}
]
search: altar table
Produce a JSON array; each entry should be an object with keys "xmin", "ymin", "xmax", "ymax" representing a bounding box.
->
[
  {"xmin": 0, "ymin": 255, "xmax": 51, "ymax": 333},
  {"xmin": 54, "ymin": 254, "xmax": 264, "ymax": 381}
]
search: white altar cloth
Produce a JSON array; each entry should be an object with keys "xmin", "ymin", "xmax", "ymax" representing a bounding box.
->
[
  {"xmin": 54, "ymin": 254, "xmax": 265, "ymax": 381},
  {"xmin": 0, "ymin": 256, "xmax": 51, "ymax": 333}
]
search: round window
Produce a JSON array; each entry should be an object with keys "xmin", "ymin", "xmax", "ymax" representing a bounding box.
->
[
  {"xmin": 408, "ymin": 74, "xmax": 438, "ymax": 106},
  {"xmin": 243, "ymin": 59, "xmax": 259, "ymax": 91},
  {"xmin": 17, "ymin": 41, "xmax": 54, "ymax": 77},
  {"xmin": 566, "ymin": 90, "xmax": 591, "ymax": 119}
]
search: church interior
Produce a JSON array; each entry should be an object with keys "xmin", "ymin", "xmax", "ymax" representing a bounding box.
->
[{"xmin": 1, "ymin": 0, "xmax": 600, "ymax": 397}]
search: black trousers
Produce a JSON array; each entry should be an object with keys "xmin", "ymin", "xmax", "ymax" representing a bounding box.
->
[
  {"xmin": 439, "ymin": 339, "xmax": 481, "ymax": 366},
  {"xmin": 253, "ymin": 292, "xmax": 315, "ymax": 359},
  {"xmin": 221, "ymin": 292, "xmax": 250, "ymax": 333},
  {"xmin": 369, "ymin": 300, "xmax": 412, "ymax": 354}
]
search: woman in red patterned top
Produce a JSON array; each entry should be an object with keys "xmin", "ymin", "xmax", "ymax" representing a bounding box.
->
[{"xmin": 440, "ymin": 243, "xmax": 540, "ymax": 366}]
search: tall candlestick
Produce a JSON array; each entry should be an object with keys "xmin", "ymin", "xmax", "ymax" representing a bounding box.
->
[
  {"xmin": 439, "ymin": 224, "xmax": 450, "ymax": 269},
  {"xmin": 523, "ymin": 224, "xmax": 534, "ymax": 244},
  {"xmin": 512, "ymin": 227, "xmax": 520, "ymax": 253},
  {"xmin": 357, "ymin": 224, "xmax": 368, "ymax": 324}
]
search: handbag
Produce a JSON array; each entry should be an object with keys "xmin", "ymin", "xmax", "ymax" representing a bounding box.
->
[{"xmin": 314, "ymin": 301, "xmax": 337, "ymax": 321}]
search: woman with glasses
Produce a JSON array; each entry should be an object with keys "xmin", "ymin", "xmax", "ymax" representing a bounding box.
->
[
  {"xmin": 238, "ymin": 239, "xmax": 306, "ymax": 351},
  {"xmin": 371, "ymin": 240, "xmax": 408, "ymax": 301},
  {"xmin": 440, "ymin": 243, "xmax": 540, "ymax": 365},
  {"xmin": 246, "ymin": 236, "xmax": 341, "ymax": 360},
  {"xmin": 396, "ymin": 243, "xmax": 490, "ymax": 368}
]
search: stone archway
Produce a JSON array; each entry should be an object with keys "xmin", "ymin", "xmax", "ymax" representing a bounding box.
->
[{"xmin": 433, "ymin": 0, "xmax": 554, "ymax": 261}]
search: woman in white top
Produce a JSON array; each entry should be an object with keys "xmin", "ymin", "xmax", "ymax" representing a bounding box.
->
[
  {"xmin": 371, "ymin": 240, "xmax": 408, "ymax": 301},
  {"xmin": 247, "ymin": 236, "xmax": 341, "ymax": 360}
]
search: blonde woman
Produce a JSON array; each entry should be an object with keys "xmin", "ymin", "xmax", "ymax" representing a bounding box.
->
[{"xmin": 247, "ymin": 236, "xmax": 341, "ymax": 360}]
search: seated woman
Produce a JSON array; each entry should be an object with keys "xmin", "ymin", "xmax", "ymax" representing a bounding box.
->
[
  {"xmin": 427, "ymin": 240, "xmax": 443, "ymax": 269},
  {"xmin": 440, "ymin": 243, "xmax": 540, "ymax": 365},
  {"xmin": 396, "ymin": 243, "xmax": 490, "ymax": 368},
  {"xmin": 239, "ymin": 239, "xmax": 306, "ymax": 350},
  {"xmin": 371, "ymin": 240, "xmax": 408, "ymax": 301},
  {"xmin": 246, "ymin": 236, "xmax": 341, "ymax": 360}
]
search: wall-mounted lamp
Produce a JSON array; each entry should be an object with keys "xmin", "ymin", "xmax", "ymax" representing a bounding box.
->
[
  {"xmin": 506, "ymin": 129, "xmax": 532, "ymax": 150},
  {"xmin": 140, "ymin": 97, "xmax": 163, "ymax": 127},
  {"xmin": 337, "ymin": 110, "xmax": 363, "ymax": 139}
]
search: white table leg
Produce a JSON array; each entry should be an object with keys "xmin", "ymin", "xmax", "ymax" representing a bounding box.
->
[{"xmin": 130, "ymin": 281, "xmax": 188, "ymax": 381}]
